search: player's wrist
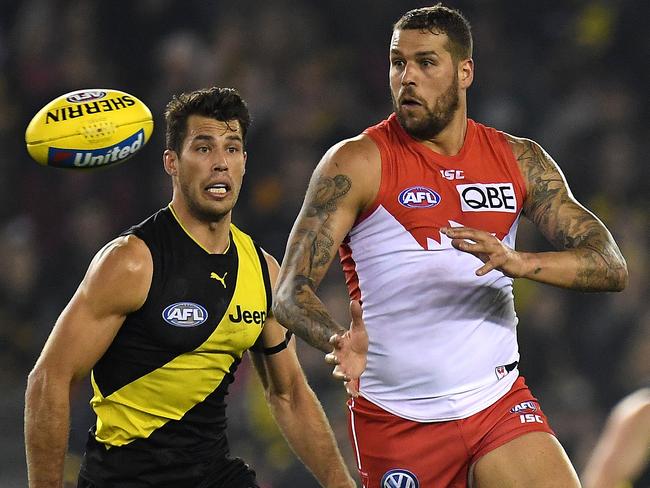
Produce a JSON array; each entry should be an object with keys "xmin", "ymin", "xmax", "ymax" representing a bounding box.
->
[{"xmin": 518, "ymin": 252, "xmax": 541, "ymax": 280}]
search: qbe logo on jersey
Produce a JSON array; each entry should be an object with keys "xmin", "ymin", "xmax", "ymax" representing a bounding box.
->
[
  {"xmin": 381, "ymin": 469, "xmax": 419, "ymax": 488},
  {"xmin": 457, "ymin": 183, "xmax": 517, "ymax": 213},
  {"xmin": 162, "ymin": 302, "xmax": 208, "ymax": 327}
]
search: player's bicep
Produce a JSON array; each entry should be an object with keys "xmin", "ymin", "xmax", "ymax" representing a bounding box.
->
[
  {"xmin": 35, "ymin": 236, "xmax": 152, "ymax": 382},
  {"xmin": 511, "ymin": 136, "xmax": 610, "ymax": 251},
  {"xmin": 282, "ymin": 138, "xmax": 378, "ymax": 288}
]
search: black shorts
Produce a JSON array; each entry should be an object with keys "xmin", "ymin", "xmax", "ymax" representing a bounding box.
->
[{"xmin": 77, "ymin": 456, "xmax": 259, "ymax": 488}]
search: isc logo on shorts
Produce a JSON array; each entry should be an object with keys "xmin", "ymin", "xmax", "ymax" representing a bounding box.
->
[
  {"xmin": 381, "ymin": 469, "xmax": 419, "ymax": 488},
  {"xmin": 456, "ymin": 183, "xmax": 517, "ymax": 213}
]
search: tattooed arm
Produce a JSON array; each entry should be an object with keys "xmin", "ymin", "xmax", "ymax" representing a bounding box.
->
[
  {"xmin": 509, "ymin": 135, "xmax": 627, "ymax": 291},
  {"xmin": 273, "ymin": 135, "xmax": 379, "ymax": 352},
  {"xmin": 445, "ymin": 136, "xmax": 627, "ymax": 291}
]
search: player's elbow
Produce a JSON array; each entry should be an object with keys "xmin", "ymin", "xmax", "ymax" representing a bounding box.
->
[
  {"xmin": 272, "ymin": 280, "xmax": 296, "ymax": 328},
  {"xmin": 610, "ymin": 256, "xmax": 629, "ymax": 292},
  {"xmin": 25, "ymin": 365, "xmax": 52, "ymax": 408}
]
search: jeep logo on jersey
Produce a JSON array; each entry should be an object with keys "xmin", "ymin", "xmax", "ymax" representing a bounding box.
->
[
  {"xmin": 398, "ymin": 186, "xmax": 441, "ymax": 208},
  {"xmin": 162, "ymin": 302, "xmax": 208, "ymax": 327},
  {"xmin": 457, "ymin": 183, "xmax": 517, "ymax": 213},
  {"xmin": 381, "ymin": 469, "xmax": 419, "ymax": 488},
  {"xmin": 229, "ymin": 305, "xmax": 266, "ymax": 325}
]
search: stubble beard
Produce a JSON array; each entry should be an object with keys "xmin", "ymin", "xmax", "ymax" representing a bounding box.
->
[
  {"xmin": 181, "ymin": 180, "xmax": 235, "ymax": 224},
  {"xmin": 393, "ymin": 72, "xmax": 460, "ymax": 141}
]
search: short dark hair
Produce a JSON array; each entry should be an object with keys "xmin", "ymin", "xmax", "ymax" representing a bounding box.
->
[
  {"xmin": 394, "ymin": 3, "xmax": 473, "ymax": 63},
  {"xmin": 164, "ymin": 87, "xmax": 251, "ymax": 154}
]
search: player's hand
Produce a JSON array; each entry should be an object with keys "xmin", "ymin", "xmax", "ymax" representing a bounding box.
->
[
  {"xmin": 325, "ymin": 300, "xmax": 368, "ymax": 397},
  {"xmin": 441, "ymin": 226, "xmax": 525, "ymax": 277}
]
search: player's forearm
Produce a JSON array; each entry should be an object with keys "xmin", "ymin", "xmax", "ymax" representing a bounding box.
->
[
  {"xmin": 25, "ymin": 368, "xmax": 71, "ymax": 487},
  {"xmin": 273, "ymin": 276, "xmax": 346, "ymax": 353},
  {"xmin": 519, "ymin": 246, "xmax": 627, "ymax": 292},
  {"xmin": 268, "ymin": 384, "xmax": 355, "ymax": 487}
]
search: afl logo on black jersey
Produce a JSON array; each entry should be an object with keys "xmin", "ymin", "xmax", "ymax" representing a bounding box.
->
[{"xmin": 162, "ymin": 302, "xmax": 208, "ymax": 327}]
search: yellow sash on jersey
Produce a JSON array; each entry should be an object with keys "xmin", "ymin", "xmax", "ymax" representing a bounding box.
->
[{"xmin": 90, "ymin": 224, "xmax": 267, "ymax": 447}]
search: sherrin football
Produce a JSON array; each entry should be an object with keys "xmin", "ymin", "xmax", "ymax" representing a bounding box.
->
[{"xmin": 25, "ymin": 88, "xmax": 153, "ymax": 169}]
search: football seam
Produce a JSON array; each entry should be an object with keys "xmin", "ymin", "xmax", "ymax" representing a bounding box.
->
[{"xmin": 25, "ymin": 118, "xmax": 153, "ymax": 146}]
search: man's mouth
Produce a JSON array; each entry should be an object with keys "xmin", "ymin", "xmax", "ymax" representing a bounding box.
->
[
  {"xmin": 400, "ymin": 96, "xmax": 422, "ymax": 107},
  {"xmin": 206, "ymin": 183, "xmax": 230, "ymax": 195}
]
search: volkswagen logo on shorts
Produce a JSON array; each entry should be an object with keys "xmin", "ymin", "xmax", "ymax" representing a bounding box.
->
[
  {"xmin": 162, "ymin": 302, "xmax": 208, "ymax": 327},
  {"xmin": 381, "ymin": 468, "xmax": 419, "ymax": 488},
  {"xmin": 398, "ymin": 186, "xmax": 441, "ymax": 208}
]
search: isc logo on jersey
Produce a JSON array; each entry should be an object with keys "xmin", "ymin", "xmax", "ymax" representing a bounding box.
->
[
  {"xmin": 47, "ymin": 129, "xmax": 145, "ymax": 168},
  {"xmin": 457, "ymin": 183, "xmax": 517, "ymax": 213},
  {"xmin": 398, "ymin": 186, "xmax": 441, "ymax": 208},
  {"xmin": 162, "ymin": 302, "xmax": 209, "ymax": 328}
]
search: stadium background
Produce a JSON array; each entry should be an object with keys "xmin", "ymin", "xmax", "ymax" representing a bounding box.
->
[{"xmin": 1, "ymin": 0, "xmax": 648, "ymax": 486}]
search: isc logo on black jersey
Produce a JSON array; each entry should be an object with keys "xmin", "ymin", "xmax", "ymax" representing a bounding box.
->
[{"xmin": 456, "ymin": 183, "xmax": 517, "ymax": 213}]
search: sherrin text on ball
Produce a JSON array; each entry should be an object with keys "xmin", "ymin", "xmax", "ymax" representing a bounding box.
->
[{"xmin": 25, "ymin": 88, "xmax": 153, "ymax": 169}]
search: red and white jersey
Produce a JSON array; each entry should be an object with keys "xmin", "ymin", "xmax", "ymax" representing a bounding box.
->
[{"xmin": 339, "ymin": 114, "xmax": 527, "ymax": 421}]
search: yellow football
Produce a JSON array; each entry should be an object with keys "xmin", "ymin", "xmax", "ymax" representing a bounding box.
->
[{"xmin": 25, "ymin": 88, "xmax": 153, "ymax": 169}]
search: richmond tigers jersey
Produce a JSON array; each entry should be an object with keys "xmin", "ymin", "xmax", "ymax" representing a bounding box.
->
[
  {"xmin": 339, "ymin": 114, "xmax": 527, "ymax": 422},
  {"xmin": 79, "ymin": 205, "xmax": 271, "ymax": 485}
]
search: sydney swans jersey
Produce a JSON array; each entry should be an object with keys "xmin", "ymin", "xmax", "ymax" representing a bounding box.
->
[
  {"xmin": 80, "ymin": 206, "xmax": 271, "ymax": 485},
  {"xmin": 340, "ymin": 115, "xmax": 527, "ymax": 421}
]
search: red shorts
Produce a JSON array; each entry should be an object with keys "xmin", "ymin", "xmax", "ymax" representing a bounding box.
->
[{"xmin": 347, "ymin": 376, "xmax": 555, "ymax": 488}]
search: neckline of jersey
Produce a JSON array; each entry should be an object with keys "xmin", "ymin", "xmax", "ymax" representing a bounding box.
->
[
  {"xmin": 388, "ymin": 113, "xmax": 476, "ymax": 164},
  {"xmin": 167, "ymin": 203, "xmax": 232, "ymax": 255}
]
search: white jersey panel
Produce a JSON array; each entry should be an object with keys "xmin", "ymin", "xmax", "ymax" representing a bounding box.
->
[{"xmin": 352, "ymin": 205, "xmax": 520, "ymax": 421}]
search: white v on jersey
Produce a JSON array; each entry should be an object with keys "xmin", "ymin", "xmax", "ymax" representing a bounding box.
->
[{"xmin": 339, "ymin": 115, "xmax": 527, "ymax": 421}]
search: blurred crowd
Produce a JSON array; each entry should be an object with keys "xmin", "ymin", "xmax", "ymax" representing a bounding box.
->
[{"xmin": 0, "ymin": 0, "xmax": 648, "ymax": 486}]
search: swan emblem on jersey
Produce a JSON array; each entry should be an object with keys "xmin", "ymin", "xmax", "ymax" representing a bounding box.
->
[
  {"xmin": 381, "ymin": 469, "xmax": 419, "ymax": 488},
  {"xmin": 398, "ymin": 186, "xmax": 441, "ymax": 208},
  {"xmin": 210, "ymin": 271, "xmax": 227, "ymax": 288},
  {"xmin": 162, "ymin": 302, "xmax": 208, "ymax": 327}
]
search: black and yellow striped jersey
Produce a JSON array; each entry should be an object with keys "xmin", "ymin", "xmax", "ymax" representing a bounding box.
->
[{"xmin": 79, "ymin": 205, "xmax": 270, "ymax": 486}]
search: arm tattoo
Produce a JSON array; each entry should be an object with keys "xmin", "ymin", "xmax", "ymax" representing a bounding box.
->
[
  {"xmin": 274, "ymin": 174, "xmax": 352, "ymax": 351},
  {"xmin": 513, "ymin": 138, "xmax": 627, "ymax": 291}
]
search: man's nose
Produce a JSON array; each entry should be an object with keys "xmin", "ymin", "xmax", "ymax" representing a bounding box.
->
[
  {"xmin": 401, "ymin": 62, "xmax": 417, "ymax": 86},
  {"xmin": 212, "ymin": 151, "xmax": 228, "ymax": 171}
]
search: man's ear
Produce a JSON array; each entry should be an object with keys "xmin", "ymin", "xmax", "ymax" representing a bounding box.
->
[
  {"xmin": 163, "ymin": 149, "xmax": 178, "ymax": 176},
  {"xmin": 243, "ymin": 151, "xmax": 247, "ymax": 175},
  {"xmin": 459, "ymin": 58, "xmax": 474, "ymax": 89}
]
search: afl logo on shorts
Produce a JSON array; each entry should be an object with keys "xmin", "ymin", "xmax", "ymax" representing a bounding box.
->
[
  {"xmin": 398, "ymin": 186, "xmax": 441, "ymax": 208},
  {"xmin": 162, "ymin": 302, "xmax": 208, "ymax": 327},
  {"xmin": 381, "ymin": 468, "xmax": 419, "ymax": 488}
]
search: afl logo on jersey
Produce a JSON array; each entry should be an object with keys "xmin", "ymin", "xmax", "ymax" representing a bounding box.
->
[
  {"xmin": 381, "ymin": 469, "xmax": 419, "ymax": 488},
  {"xmin": 398, "ymin": 186, "xmax": 441, "ymax": 208},
  {"xmin": 162, "ymin": 302, "xmax": 208, "ymax": 327}
]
